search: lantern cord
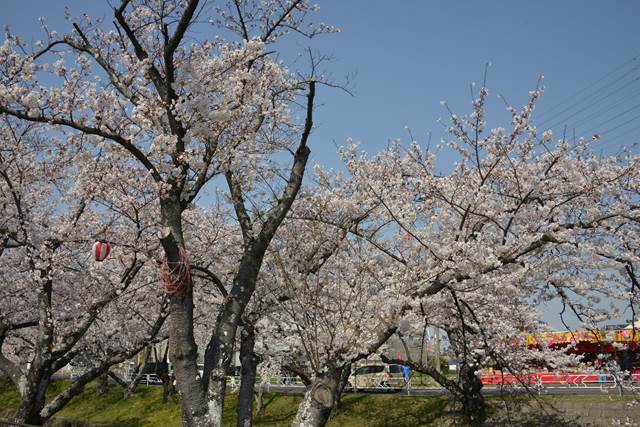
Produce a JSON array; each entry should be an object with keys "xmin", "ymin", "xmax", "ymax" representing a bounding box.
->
[{"xmin": 160, "ymin": 245, "xmax": 192, "ymax": 296}]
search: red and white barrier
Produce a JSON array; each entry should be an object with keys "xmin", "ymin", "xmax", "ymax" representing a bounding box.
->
[{"xmin": 479, "ymin": 371, "xmax": 640, "ymax": 386}]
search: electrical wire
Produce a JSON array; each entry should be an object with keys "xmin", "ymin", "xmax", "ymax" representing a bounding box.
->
[
  {"xmin": 536, "ymin": 55, "xmax": 639, "ymax": 121},
  {"xmin": 568, "ymin": 85, "xmax": 640, "ymax": 130},
  {"xmin": 580, "ymin": 102, "xmax": 640, "ymax": 137},
  {"xmin": 600, "ymin": 112, "xmax": 640, "ymax": 136},
  {"xmin": 540, "ymin": 74, "xmax": 640, "ymax": 129}
]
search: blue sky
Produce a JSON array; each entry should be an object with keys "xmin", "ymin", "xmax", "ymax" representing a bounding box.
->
[
  {"xmin": 312, "ymin": 1, "xmax": 640, "ymax": 167},
  {"xmin": 3, "ymin": 1, "xmax": 638, "ymax": 328},
  {"xmin": 3, "ymin": 1, "xmax": 639, "ymax": 169}
]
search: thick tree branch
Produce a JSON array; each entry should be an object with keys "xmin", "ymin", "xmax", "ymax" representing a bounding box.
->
[
  {"xmin": 164, "ymin": 0, "xmax": 199, "ymax": 59},
  {"xmin": 254, "ymin": 80, "xmax": 315, "ymax": 251},
  {"xmin": 225, "ymin": 170, "xmax": 253, "ymax": 244},
  {"xmin": 0, "ymin": 105, "xmax": 162, "ymax": 182},
  {"xmin": 284, "ymin": 362, "xmax": 312, "ymax": 386},
  {"xmin": 192, "ymin": 265, "xmax": 228, "ymax": 298},
  {"xmin": 114, "ymin": 0, "xmax": 167, "ymax": 99}
]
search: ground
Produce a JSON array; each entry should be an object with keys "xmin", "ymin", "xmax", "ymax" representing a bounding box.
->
[{"xmin": 0, "ymin": 380, "xmax": 638, "ymax": 426}]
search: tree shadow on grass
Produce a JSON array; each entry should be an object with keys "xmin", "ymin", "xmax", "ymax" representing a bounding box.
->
[
  {"xmin": 330, "ymin": 394, "xmax": 449, "ymax": 427},
  {"xmin": 483, "ymin": 413, "xmax": 592, "ymax": 427},
  {"xmin": 251, "ymin": 394, "xmax": 302, "ymax": 426},
  {"xmin": 259, "ymin": 394, "xmax": 278, "ymax": 413},
  {"xmin": 481, "ymin": 399, "xmax": 595, "ymax": 427}
]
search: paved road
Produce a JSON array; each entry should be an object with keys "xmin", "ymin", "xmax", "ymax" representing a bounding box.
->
[{"xmin": 265, "ymin": 383, "xmax": 634, "ymax": 396}]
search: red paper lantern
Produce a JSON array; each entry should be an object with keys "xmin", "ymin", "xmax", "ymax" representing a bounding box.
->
[{"xmin": 93, "ymin": 241, "xmax": 111, "ymax": 262}]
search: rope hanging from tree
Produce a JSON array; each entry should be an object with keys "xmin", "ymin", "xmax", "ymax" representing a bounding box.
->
[{"xmin": 159, "ymin": 245, "xmax": 192, "ymax": 296}]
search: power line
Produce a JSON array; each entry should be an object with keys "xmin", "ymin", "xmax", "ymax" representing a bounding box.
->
[
  {"xmin": 600, "ymin": 112, "xmax": 640, "ymax": 136},
  {"xmin": 541, "ymin": 74, "xmax": 640, "ymax": 130},
  {"xmin": 536, "ymin": 55, "xmax": 639, "ymax": 121},
  {"xmin": 605, "ymin": 123, "xmax": 640, "ymax": 146},
  {"xmin": 580, "ymin": 102, "xmax": 640, "ymax": 137},
  {"xmin": 568, "ymin": 85, "xmax": 640, "ymax": 130}
]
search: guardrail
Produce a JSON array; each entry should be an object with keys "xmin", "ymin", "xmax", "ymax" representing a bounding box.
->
[
  {"xmin": 479, "ymin": 372, "xmax": 640, "ymax": 389},
  {"xmin": 129, "ymin": 371, "xmax": 640, "ymax": 393}
]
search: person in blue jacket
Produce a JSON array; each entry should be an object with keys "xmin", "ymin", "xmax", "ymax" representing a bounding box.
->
[{"xmin": 401, "ymin": 365, "xmax": 410, "ymax": 381}]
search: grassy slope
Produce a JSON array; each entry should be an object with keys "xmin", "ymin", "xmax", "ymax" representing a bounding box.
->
[
  {"xmin": 0, "ymin": 380, "xmax": 447, "ymax": 426},
  {"xmin": 2, "ymin": 380, "xmax": 636, "ymax": 426}
]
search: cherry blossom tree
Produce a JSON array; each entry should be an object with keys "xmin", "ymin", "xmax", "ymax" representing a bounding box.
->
[
  {"xmin": 0, "ymin": 118, "xmax": 167, "ymax": 425},
  {"xmin": 0, "ymin": 1, "xmax": 330, "ymax": 424},
  {"xmin": 342, "ymin": 82, "xmax": 640, "ymax": 423},
  {"xmin": 382, "ymin": 284, "xmax": 583, "ymax": 425},
  {"xmin": 255, "ymin": 81, "xmax": 639, "ymax": 426},
  {"xmin": 246, "ymin": 182, "xmax": 411, "ymax": 427}
]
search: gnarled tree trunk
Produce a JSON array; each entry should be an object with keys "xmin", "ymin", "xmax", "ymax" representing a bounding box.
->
[
  {"xmin": 292, "ymin": 368, "xmax": 341, "ymax": 427},
  {"xmin": 444, "ymin": 323, "xmax": 486, "ymax": 426},
  {"xmin": 14, "ymin": 373, "xmax": 49, "ymax": 426}
]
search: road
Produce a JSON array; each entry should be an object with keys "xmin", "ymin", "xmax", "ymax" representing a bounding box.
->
[{"xmin": 265, "ymin": 383, "xmax": 635, "ymax": 396}]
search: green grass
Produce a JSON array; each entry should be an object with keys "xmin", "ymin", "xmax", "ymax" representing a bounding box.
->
[
  {"xmin": 408, "ymin": 372, "xmax": 457, "ymax": 387},
  {"xmin": 0, "ymin": 380, "xmax": 183, "ymax": 426},
  {"xmin": 328, "ymin": 394, "xmax": 448, "ymax": 427},
  {"xmin": 0, "ymin": 380, "xmax": 449, "ymax": 426},
  {"xmin": 2, "ymin": 379, "xmax": 635, "ymax": 426}
]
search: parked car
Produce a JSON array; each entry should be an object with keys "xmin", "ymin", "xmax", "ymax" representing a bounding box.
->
[
  {"xmin": 138, "ymin": 373, "xmax": 163, "ymax": 385},
  {"xmin": 347, "ymin": 364, "xmax": 405, "ymax": 391}
]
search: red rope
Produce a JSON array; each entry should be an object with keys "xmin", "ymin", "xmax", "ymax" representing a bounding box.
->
[{"xmin": 160, "ymin": 245, "xmax": 192, "ymax": 296}]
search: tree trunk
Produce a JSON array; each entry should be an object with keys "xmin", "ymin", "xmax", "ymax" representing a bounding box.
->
[
  {"xmin": 14, "ymin": 275, "xmax": 54, "ymax": 425},
  {"xmin": 15, "ymin": 394, "xmax": 45, "ymax": 426},
  {"xmin": 443, "ymin": 323, "xmax": 486, "ymax": 425},
  {"xmin": 161, "ymin": 372, "xmax": 176, "ymax": 403},
  {"xmin": 124, "ymin": 345, "xmax": 150, "ymax": 399},
  {"xmin": 14, "ymin": 373, "xmax": 49, "ymax": 426},
  {"xmin": 255, "ymin": 384, "xmax": 265, "ymax": 415},
  {"xmin": 160, "ymin": 198, "xmax": 211, "ymax": 426},
  {"xmin": 15, "ymin": 398, "xmax": 44, "ymax": 426},
  {"xmin": 205, "ymin": 340, "xmax": 230, "ymax": 427},
  {"xmin": 204, "ymin": 121, "xmax": 313, "ymax": 426},
  {"xmin": 169, "ymin": 288, "xmax": 211, "ymax": 426},
  {"xmin": 381, "ymin": 352, "xmax": 485, "ymax": 426},
  {"xmin": 292, "ymin": 369, "xmax": 340, "ymax": 427},
  {"xmin": 237, "ymin": 325, "xmax": 258, "ymax": 427},
  {"xmin": 96, "ymin": 373, "xmax": 109, "ymax": 396},
  {"xmin": 156, "ymin": 345, "xmax": 176, "ymax": 404},
  {"xmin": 205, "ymin": 258, "xmax": 261, "ymax": 427},
  {"xmin": 457, "ymin": 363, "xmax": 485, "ymax": 425},
  {"xmin": 329, "ymin": 365, "xmax": 350, "ymax": 419}
]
